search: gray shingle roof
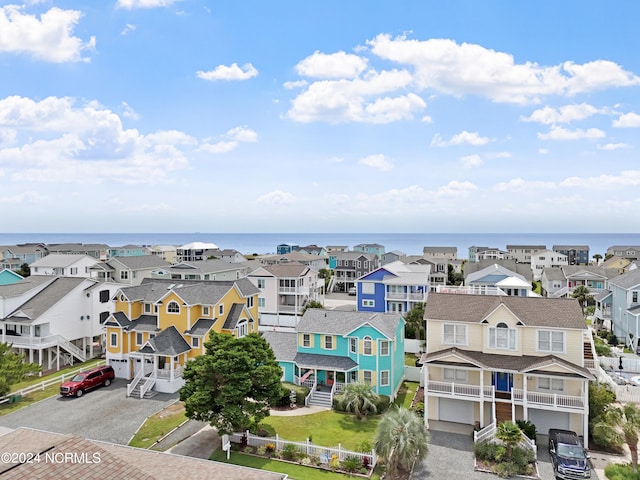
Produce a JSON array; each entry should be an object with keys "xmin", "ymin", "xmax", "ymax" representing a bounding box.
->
[
  {"xmin": 608, "ymin": 269, "xmax": 640, "ymax": 289},
  {"xmin": 139, "ymin": 325, "xmax": 190, "ymax": 355},
  {"xmin": 3, "ymin": 277, "xmax": 88, "ymax": 321},
  {"xmin": 0, "ymin": 275, "xmax": 54, "ymax": 298},
  {"xmin": 104, "ymin": 311, "xmax": 134, "ymax": 329},
  {"xmin": 108, "ymin": 255, "xmax": 171, "ymax": 270},
  {"xmin": 298, "ymin": 309, "xmax": 401, "ymax": 339},
  {"xmin": 131, "ymin": 315, "xmax": 160, "ymax": 332},
  {"xmin": 222, "ymin": 303, "xmax": 244, "ymax": 330},
  {"xmin": 185, "ymin": 318, "xmax": 215, "ymax": 336},
  {"xmin": 424, "ymin": 293, "xmax": 586, "ymax": 329},
  {"xmin": 262, "ymin": 331, "xmax": 298, "ymax": 362},
  {"xmin": 293, "ymin": 352, "xmax": 358, "ymax": 371}
]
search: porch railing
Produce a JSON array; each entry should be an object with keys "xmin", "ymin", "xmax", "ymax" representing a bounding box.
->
[
  {"xmin": 139, "ymin": 372, "xmax": 156, "ymax": 399},
  {"xmin": 426, "ymin": 380, "xmax": 495, "ymax": 399},
  {"xmin": 512, "ymin": 388, "xmax": 584, "ymax": 410},
  {"xmin": 156, "ymin": 365, "xmax": 183, "ymax": 379}
]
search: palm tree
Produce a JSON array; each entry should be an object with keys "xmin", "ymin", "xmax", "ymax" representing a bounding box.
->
[
  {"xmin": 404, "ymin": 303, "xmax": 425, "ymax": 350},
  {"xmin": 592, "ymin": 254, "xmax": 603, "ymax": 265},
  {"xmin": 496, "ymin": 421, "xmax": 523, "ymax": 460},
  {"xmin": 375, "ymin": 406, "xmax": 429, "ymax": 474},
  {"xmin": 593, "ymin": 403, "xmax": 640, "ymax": 472},
  {"xmin": 571, "ymin": 285, "xmax": 593, "ymax": 316},
  {"xmin": 338, "ymin": 383, "xmax": 379, "ymax": 420}
]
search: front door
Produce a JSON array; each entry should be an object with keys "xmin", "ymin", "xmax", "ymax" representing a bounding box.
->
[{"xmin": 493, "ymin": 372, "xmax": 513, "ymax": 392}]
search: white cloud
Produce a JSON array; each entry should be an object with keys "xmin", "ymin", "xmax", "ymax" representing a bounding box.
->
[
  {"xmin": 0, "ymin": 190, "xmax": 48, "ymax": 204},
  {"xmin": 116, "ymin": 0, "xmax": 181, "ymax": 9},
  {"xmin": 421, "ymin": 115, "xmax": 432, "ymax": 123},
  {"xmin": 492, "ymin": 151, "xmax": 512, "ymax": 158},
  {"xmin": 613, "ymin": 112, "xmax": 640, "ymax": 128},
  {"xmin": 431, "ymin": 131, "xmax": 490, "ymax": 147},
  {"xmin": 359, "ymin": 154, "xmax": 394, "ymax": 171},
  {"xmin": 121, "ymin": 102, "xmax": 139, "ymax": 120},
  {"xmin": 283, "ymin": 80, "xmax": 308, "ymax": 90},
  {"xmin": 197, "ymin": 63, "xmax": 258, "ymax": 81},
  {"xmin": 256, "ymin": 190, "xmax": 296, "ymax": 205},
  {"xmin": 436, "ymin": 181, "xmax": 477, "ymax": 198},
  {"xmin": 538, "ymin": 148, "xmax": 550, "ymax": 155},
  {"xmin": 121, "ymin": 23, "xmax": 136, "ymax": 35},
  {"xmin": 494, "ymin": 178, "xmax": 556, "ymax": 192},
  {"xmin": 521, "ymin": 103, "xmax": 603, "ymax": 124},
  {"xmin": 295, "ymin": 51, "xmax": 368, "ymax": 79},
  {"xmin": 0, "ymin": 5, "xmax": 94, "ymax": 62},
  {"xmin": 199, "ymin": 126, "xmax": 257, "ymax": 154},
  {"xmin": 460, "ymin": 154, "xmax": 483, "ymax": 168},
  {"xmin": 537, "ymin": 125, "xmax": 606, "ymax": 140},
  {"xmin": 560, "ymin": 170, "xmax": 640, "ymax": 189},
  {"xmin": 598, "ymin": 143, "xmax": 628, "ymax": 150},
  {"xmin": 367, "ymin": 34, "xmax": 640, "ymax": 104}
]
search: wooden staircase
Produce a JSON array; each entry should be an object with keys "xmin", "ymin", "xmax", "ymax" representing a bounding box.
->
[
  {"xmin": 495, "ymin": 402, "xmax": 513, "ymax": 423},
  {"xmin": 583, "ymin": 340, "xmax": 594, "ymax": 362}
]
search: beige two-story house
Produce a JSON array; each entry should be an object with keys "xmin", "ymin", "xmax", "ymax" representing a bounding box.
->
[{"xmin": 421, "ymin": 293, "xmax": 594, "ymax": 445}]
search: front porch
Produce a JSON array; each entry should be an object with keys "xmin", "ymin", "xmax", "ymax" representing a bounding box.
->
[
  {"xmin": 294, "ymin": 367, "xmax": 358, "ymax": 408},
  {"xmin": 126, "ymin": 351, "xmax": 186, "ymax": 398}
]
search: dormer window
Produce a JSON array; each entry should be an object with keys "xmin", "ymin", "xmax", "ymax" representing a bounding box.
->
[
  {"xmin": 489, "ymin": 322, "xmax": 516, "ymax": 350},
  {"xmin": 167, "ymin": 301, "xmax": 180, "ymax": 314}
]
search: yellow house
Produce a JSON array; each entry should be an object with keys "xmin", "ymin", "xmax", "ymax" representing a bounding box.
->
[
  {"xmin": 105, "ymin": 278, "xmax": 259, "ymax": 397},
  {"xmin": 421, "ymin": 293, "xmax": 595, "ymax": 446}
]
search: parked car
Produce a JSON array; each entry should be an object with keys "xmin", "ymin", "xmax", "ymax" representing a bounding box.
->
[
  {"xmin": 60, "ymin": 365, "xmax": 115, "ymax": 398},
  {"xmin": 348, "ymin": 287, "xmax": 356, "ymax": 296},
  {"xmin": 548, "ymin": 429, "xmax": 591, "ymax": 479}
]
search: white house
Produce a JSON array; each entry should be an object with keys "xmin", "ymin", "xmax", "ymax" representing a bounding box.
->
[
  {"xmin": 530, "ymin": 250, "xmax": 568, "ymax": 281},
  {"xmin": 29, "ymin": 254, "xmax": 99, "ymax": 278}
]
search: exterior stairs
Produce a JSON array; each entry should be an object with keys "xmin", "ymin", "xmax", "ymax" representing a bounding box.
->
[
  {"xmin": 307, "ymin": 389, "xmax": 332, "ymax": 408},
  {"xmin": 129, "ymin": 383, "xmax": 158, "ymax": 399},
  {"xmin": 495, "ymin": 401, "xmax": 513, "ymax": 423}
]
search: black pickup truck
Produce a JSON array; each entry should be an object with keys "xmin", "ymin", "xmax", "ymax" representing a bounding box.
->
[{"xmin": 548, "ymin": 429, "xmax": 591, "ymax": 479}]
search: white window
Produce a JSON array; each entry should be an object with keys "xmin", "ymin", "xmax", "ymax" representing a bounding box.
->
[
  {"xmin": 362, "ymin": 299, "xmax": 375, "ymax": 308},
  {"xmin": 110, "ymin": 332, "xmax": 118, "ymax": 347},
  {"xmin": 324, "ymin": 335, "xmax": 333, "ymax": 350},
  {"xmin": 136, "ymin": 332, "xmax": 143, "ymax": 345},
  {"xmin": 443, "ymin": 324, "xmax": 467, "ymax": 345},
  {"xmin": 363, "ymin": 336, "xmax": 372, "ymax": 355},
  {"xmin": 120, "ymin": 271, "xmax": 129, "ymax": 280},
  {"xmin": 362, "ymin": 282, "xmax": 375, "ymax": 295},
  {"xmin": 203, "ymin": 306, "xmax": 210, "ymax": 316},
  {"xmin": 537, "ymin": 330, "xmax": 564, "ymax": 353},
  {"xmin": 70, "ymin": 267, "xmax": 78, "ymax": 275},
  {"xmin": 167, "ymin": 301, "xmax": 180, "ymax": 314},
  {"xmin": 192, "ymin": 337, "xmax": 199, "ymax": 348},
  {"xmin": 488, "ymin": 322, "xmax": 517, "ymax": 350},
  {"xmin": 538, "ymin": 377, "xmax": 564, "ymax": 391},
  {"xmin": 303, "ymin": 334, "xmax": 311, "ymax": 347},
  {"xmin": 380, "ymin": 340, "xmax": 389, "ymax": 356},
  {"xmin": 443, "ymin": 368, "xmax": 467, "ymax": 382},
  {"xmin": 380, "ymin": 370, "xmax": 389, "ymax": 386},
  {"xmin": 257, "ymin": 279, "xmax": 265, "ymax": 289},
  {"xmin": 258, "ymin": 297, "xmax": 265, "ymax": 308},
  {"xmin": 350, "ymin": 337, "xmax": 357, "ymax": 354},
  {"xmin": 363, "ymin": 371, "xmax": 372, "ymax": 385},
  {"xmin": 144, "ymin": 303, "xmax": 152, "ymax": 313},
  {"xmin": 237, "ymin": 321, "xmax": 247, "ymax": 338},
  {"xmin": 219, "ymin": 304, "xmax": 224, "ymax": 316}
]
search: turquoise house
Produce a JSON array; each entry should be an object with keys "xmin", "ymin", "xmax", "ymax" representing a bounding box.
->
[
  {"xmin": 0, "ymin": 269, "xmax": 23, "ymax": 286},
  {"xmin": 263, "ymin": 309, "xmax": 405, "ymax": 405}
]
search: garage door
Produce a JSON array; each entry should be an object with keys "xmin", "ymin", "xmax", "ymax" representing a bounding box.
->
[
  {"xmin": 108, "ymin": 359, "xmax": 129, "ymax": 379},
  {"xmin": 439, "ymin": 398, "xmax": 474, "ymax": 424},
  {"xmin": 528, "ymin": 409, "xmax": 570, "ymax": 435}
]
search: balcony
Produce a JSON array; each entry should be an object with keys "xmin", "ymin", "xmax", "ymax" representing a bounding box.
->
[
  {"xmin": 512, "ymin": 389, "xmax": 585, "ymax": 411},
  {"xmin": 426, "ymin": 380, "xmax": 495, "ymax": 400},
  {"xmin": 2, "ymin": 334, "xmax": 60, "ymax": 348},
  {"xmin": 386, "ymin": 291, "xmax": 428, "ymax": 301},
  {"xmin": 278, "ymin": 286, "xmax": 310, "ymax": 295}
]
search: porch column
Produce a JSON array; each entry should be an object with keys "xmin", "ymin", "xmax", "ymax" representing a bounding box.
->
[
  {"xmin": 583, "ymin": 381, "xmax": 589, "ymax": 448},
  {"xmin": 479, "ymin": 369, "xmax": 484, "ymax": 427},
  {"xmin": 170, "ymin": 357, "xmax": 175, "ymax": 382},
  {"xmin": 424, "ymin": 364, "xmax": 429, "ymax": 428},
  {"xmin": 56, "ymin": 345, "xmax": 60, "ymax": 371},
  {"xmin": 522, "ymin": 375, "xmax": 529, "ymax": 421}
]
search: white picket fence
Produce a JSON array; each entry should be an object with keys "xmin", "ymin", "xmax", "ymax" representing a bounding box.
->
[
  {"xmin": 0, "ymin": 360, "xmax": 106, "ymax": 406},
  {"xmin": 223, "ymin": 431, "xmax": 377, "ymax": 468},
  {"xmin": 596, "ymin": 363, "xmax": 640, "ymax": 404}
]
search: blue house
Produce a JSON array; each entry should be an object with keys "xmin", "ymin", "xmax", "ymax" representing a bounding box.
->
[
  {"xmin": 353, "ymin": 243, "xmax": 385, "ymax": 257},
  {"xmin": 356, "ymin": 261, "xmax": 430, "ymax": 314},
  {"xmin": 263, "ymin": 309, "xmax": 405, "ymax": 406},
  {"xmin": 0, "ymin": 269, "xmax": 23, "ymax": 286},
  {"xmin": 277, "ymin": 243, "xmax": 299, "ymax": 255},
  {"xmin": 596, "ymin": 269, "xmax": 640, "ymax": 352}
]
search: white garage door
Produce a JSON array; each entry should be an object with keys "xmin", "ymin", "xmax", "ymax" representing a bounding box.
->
[
  {"xmin": 528, "ymin": 409, "xmax": 570, "ymax": 435},
  {"xmin": 439, "ymin": 398, "xmax": 474, "ymax": 424},
  {"xmin": 109, "ymin": 359, "xmax": 129, "ymax": 379}
]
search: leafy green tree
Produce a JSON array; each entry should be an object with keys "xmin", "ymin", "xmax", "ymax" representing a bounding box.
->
[
  {"xmin": 179, "ymin": 332, "xmax": 283, "ymax": 434},
  {"xmin": 337, "ymin": 383, "xmax": 379, "ymax": 420},
  {"xmin": 589, "ymin": 382, "xmax": 616, "ymax": 422},
  {"xmin": 593, "ymin": 403, "xmax": 640, "ymax": 471},
  {"xmin": 375, "ymin": 406, "xmax": 429, "ymax": 474},
  {"xmin": 593, "ymin": 254, "xmax": 603, "ymax": 264},
  {"xmin": 301, "ymin": 300, "xmax": 324, "ymax": 315},
  {"xmin": 318, "ymin": 268, "xmax": 333, "ymax": 290},
  {"xmin": 571, "ymin": 285, "xmax": 594, "ymax": 315},
  {"xmin": 0, "ymin": 343, "xmax": 41, "ymax": 396},
  {"xmin": 447, "ymin": 264, "xmax": 464, "ymax": 285},
  {"xmin": 13, "ymin": 263, "xmax": 30, "ymax": 278},
  {"xmin": 496, "ymin": 421, "xmax": 523, "ymax": 460},
  {"xmin": 404, "ymin": 303, "xmax": 425, "ymax": 345}
]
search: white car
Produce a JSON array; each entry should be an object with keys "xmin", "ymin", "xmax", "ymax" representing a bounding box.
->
[{"xmin": 348, "ymin": 287, "xmax": 356, "ymax": 296}]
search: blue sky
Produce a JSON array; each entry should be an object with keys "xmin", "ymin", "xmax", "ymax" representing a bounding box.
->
[{"xmin": 1, "ymin": 1, "xmax": 639, "ymax": 233}]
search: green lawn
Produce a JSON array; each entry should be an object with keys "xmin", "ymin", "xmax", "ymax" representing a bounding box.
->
[
  {"xmin": 12, "ymin": 358, "xmax": 105, "ymax": 390},
  {"xmin": 404, "ymin": 353, "xmax": 418, "ymax": 366},
  {"xmin": 394, "ymin": 382, "xmax": 419, "ymax": 410},
  {"xmin": 261, "ymin": 410, "xmax": 379, "ymax": 451},
  {"xmin": 129, "ymin": 403, "xmax": 188, "ymax": 449},
  {"xmin": 210, "ymin": 450, "xmax": 381, "ymax": 480}
]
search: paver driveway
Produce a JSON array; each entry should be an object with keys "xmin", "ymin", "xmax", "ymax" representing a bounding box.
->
[{"xmin": 0, "ymin": 378, "xmax": 179, "ymax": 445}]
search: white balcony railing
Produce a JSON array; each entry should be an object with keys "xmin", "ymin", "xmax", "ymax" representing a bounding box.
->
[
  {"xmin": 426, "ymin": 380, "xmax": 495, "ymax": 400},
  {"xmin": 156, "ymin": 365, "xmax": 183, "ymax": 379},
  {"xmin": 512, "ymin": 389, "xmax": 585, "ymax": 410},
  {"xmin": 278, "ymin": 286, "xmax": 310, "ymax": 295},
  {"xmin": 386, "ymin": 292, "xmax": 428, "ymax": 301}
]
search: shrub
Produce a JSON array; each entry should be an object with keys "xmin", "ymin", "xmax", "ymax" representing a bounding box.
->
[
  {"xmin": 604, "ymin": 463, "xmax": 640, "ymax": 480},
  {"xmin": 329, "ymin": 454, "xmax": 340, "ymax": 469},
  {"xmin": 473, "ymin": 441, "xmax": 496, "ymax": 461},
  {"xmin": 493, "ymin": 445, "xmax": 507, "ymax": 463},
  {"xmin": 493, "ymin": 461, "xmax": 520, "ymax": 478},
  {"xmin": 333, "ymin": 394, "xmax": 347, "ymax": 412},
  {"xmin": 265, "ymin": 443, "xmax": 275, "ymax": 453},
  {"xmin": 356, "ymin": 440, "xmax": 373, "ymax": 453},
  {"xmin": 412, "ymin": 401, "xmax": 424, "ymax": 416},
  {"xmin": 300, "ymin": 456, "xmax": 312, "ymax": 466},
  {"xmin": 360, "ymin": 467, "xmax": 368, "ymax": 474},
  {"xmin": 375, "ymin": 394, "xmax": 391, "ymax": 413},
  {"xmin": 515, "ymin": 419, "xmax": 537, "ymax": 441},
  {"xmin": 341, "ymin": 456, "xmax": 361, "ymax": 472},
  {"xmin": 281, "ymin": 443, "xmax": 299, "ymax": 461},
  {"xmin": 256, "ymin": 445, "xmax": 266, "ymax": 455},
  {"xmin": 510, "ymin": 446, "xmax": 535, "ymax": 467}
]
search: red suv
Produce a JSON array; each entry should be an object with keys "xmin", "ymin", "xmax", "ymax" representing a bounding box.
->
[{"xmin": 60, "ymin": 365, "xmax": 115, "ymax": 397}]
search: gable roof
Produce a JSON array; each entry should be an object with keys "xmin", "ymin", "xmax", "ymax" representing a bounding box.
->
[
  {"xmin": 107, "ymin": 255, "xmax": 171, "ymax": 270},
  {"xmin": 29, "ymin": 253, "xmax": 97, "ymax": 268},
  {"xmin": 466, "ymin": 263, "xmax": 527, "ymax": 285},
  {"xmin": 120, "ymin": 278, "xmax": 259, "ymax": 305},
  {"xmin": 222, "ymin": 303, "xmax": 246, "ymax": 330},
  {"xmin": 138, "ymin": 325, "xmax": 191, "ymax": 356},
  {"xmin": 424, "ymin": 293, "xmax": 586, "ymax": 329},
  {"xmin": 262, "ymin": 331, "xmax": 298, "ymax": 362},
  {"xmin": 607, "ymin": 269, "xmax": 640, "ymax": 289},
  {"xmin": 260, "ymin": 262, "xmax": 310, "ymax": 278},
  {"xmin": 298, "ymin": 309, "xmax": 402, "ymax": 339},
  {"xmin": 185, "ymin": 318, "xmax": 216, "ymax": 336}
]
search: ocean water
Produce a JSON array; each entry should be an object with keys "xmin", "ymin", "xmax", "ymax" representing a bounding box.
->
[{"xmin": 1, "ymin": 232, "xmax": 639, "ymax": 259}]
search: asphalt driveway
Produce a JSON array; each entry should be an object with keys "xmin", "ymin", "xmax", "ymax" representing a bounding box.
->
[
  {"xmin": 0, "ymin": 378, "xmax": 179, "ymax": 445},
  {"xmin": 410, "ymin": 430, "xmax": 599, "ymax": 480}
]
